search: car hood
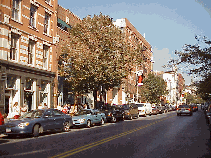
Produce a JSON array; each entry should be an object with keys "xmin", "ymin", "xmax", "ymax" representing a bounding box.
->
[{"xmin": 6, "ymin": 118, "xmax": 38, "ymax": 125}]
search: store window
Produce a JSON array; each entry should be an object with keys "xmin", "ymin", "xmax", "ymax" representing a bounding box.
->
[
  {"xmin": 10, "ymin": 33, "xmax": 19, "ymax": 61},
  {"xmin": 12, "ymin": 0, "xmax": 21, "ymax": 22},
  {"xmin": 43, "ymin": 45, "xmax": 49, "ymax": 69},
  {"xmin": 30, "ymin": 5, "xmax": 37, "ymax": 28},
  {"xmin": 28, "ymin": 40, "xmax": 35, "ymax": 65},
  {"xmin": 44, "ymin": 13, "xmax": 50, "ymax": 34},
  {"xmin": 26, "ymin": 78, "xmax": 32, "ymax": 90}
]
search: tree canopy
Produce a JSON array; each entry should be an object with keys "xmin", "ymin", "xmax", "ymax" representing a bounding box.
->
[
  {"xmin": 58, "ymin": 13, "xmax": 144, "ymax": 96},
  {"xmin": 167, "ymin": 35, "xmax": 211, "ymax": 100},
  {"xmin": 139, "ymin": 73, "xmax": 167, "ymax": 104}
]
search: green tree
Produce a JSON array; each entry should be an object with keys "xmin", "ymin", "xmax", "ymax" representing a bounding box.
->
[
  {"xmin": 168, "ymin": 35, "xmax": 211, "ymax": 101},
  {"xmin": 139, "ymin": 74, "xmax": 167, "ymax": 104},
  {"xmin": 58, "ymin": 13, "xmax": 144, "ymax": 105},
  {"xmin": 196, "ymin": 73, "xmax": 211, "ymax": 100}
]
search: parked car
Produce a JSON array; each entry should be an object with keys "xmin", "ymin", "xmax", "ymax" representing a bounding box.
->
[
  {"xmin": 205, "ymin": 105, "xmax": 211, "ymax": 125},
  {"xmin": 100, "ymin": 106, "xmax": 124, "ymax": 123},
  {"xmin": 120, "ymin": 104, "xmax": 139, "ymax": 119},
  {"xmin": 151, "ymin": 104, "xmax": 159, "ymax": 115},
  {"xmin": 4, "ymin": 109, "xmax": 73, "ymax": 137},
  {"xmin": 72, "ymin": 109, "xmax": 106, "ymax": 127},
  {"xmin": 176, "ymin": 105, "xmax": 193, "ymax": 116},
  {"xmin": 136, "ymin": 103, "xmax": 152, "ymax": 117},
  {"xmin": 157, "ymin": 105, "xmax": 164, "ymax": 114}
]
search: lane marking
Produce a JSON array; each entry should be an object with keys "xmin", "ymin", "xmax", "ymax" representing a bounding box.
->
[{"xmin": 51, "ymin": 115, "xmax": 175, "ymax": 158}]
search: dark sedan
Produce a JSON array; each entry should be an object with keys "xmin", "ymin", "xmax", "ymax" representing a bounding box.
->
[
  {"xmin": 100, "ymin": 106, "xmax": 124, "ymax": 123},
  {"xmin": 4, "ymin": 109, "xmax": 73, "ymax": 137}
]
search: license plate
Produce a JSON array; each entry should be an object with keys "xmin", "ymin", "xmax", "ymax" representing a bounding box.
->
[
  {"xmin": 6, "ymin": 128, "xmax": 11, "ymax": 133},
  {"xmin": 181, "ymin": 109, "xmax": 185, "ymax": 111}
]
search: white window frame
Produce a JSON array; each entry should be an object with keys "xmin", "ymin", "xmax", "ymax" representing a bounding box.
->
[
  {"xmin": 10, "ymin": 33, "xmax": 19, "ymax": 61},
  {"xmin": 43, "ymin": 45, "xmax": 49, "ymax": 69},
  {"xmin": 12, "ymin": 0, "xmax": 21, "ymax": 22},
  {"xmin": 30, "ymin": 5, "xmax": 37, "ymax": 28},
  {"xmin": 44, "ymin": 13, "xmax": 50, "ymax": 35},
  {"xmin": 45, "ymin": 0, "xmax": 51, "ymax": 4},
  {"xmin": 28, "ymin": 40, "xmax": 35, "ymax": 65}
]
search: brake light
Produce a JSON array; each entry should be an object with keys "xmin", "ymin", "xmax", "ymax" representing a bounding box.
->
[{"xmin": 188, "ymin": 108, "xmax": 191, "ymax": 111}]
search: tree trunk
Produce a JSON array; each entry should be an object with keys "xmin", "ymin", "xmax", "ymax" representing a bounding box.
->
[{"xmin": 93, "ymin": 90, "xmax": 97, "ymax": 109}]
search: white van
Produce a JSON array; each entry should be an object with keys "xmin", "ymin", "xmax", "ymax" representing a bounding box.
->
[{"xmin": 136, "ymin": 103, "xmax": 152, "ymax": 117}]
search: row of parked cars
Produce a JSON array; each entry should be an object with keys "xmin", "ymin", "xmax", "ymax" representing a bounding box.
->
[
  {"xmin": 1, "ymin": 103, "xmax": 176, "ymax": 138},
  {"xmin": 203, "ymin": 102, "xmax": 211, "ymax": 135}
]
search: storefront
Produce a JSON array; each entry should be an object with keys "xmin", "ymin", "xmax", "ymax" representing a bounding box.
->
[{"xmin": 0, "ymin": 60, "xmax": 55, "ymax": 118}]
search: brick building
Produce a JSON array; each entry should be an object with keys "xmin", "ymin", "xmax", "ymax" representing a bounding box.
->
[
  {"xmin": 55, "ymin": 5, "xmax": 81, "ymax": 107},
  {"xmin": 0, "ymin": 0, "xmax": 57, "ymax": 117},
  {"xmin": 106, "ymin": 18, "xmax": 153, "ymax": 105}
]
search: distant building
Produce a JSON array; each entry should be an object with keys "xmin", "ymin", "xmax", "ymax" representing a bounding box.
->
[{"xmin": 163, "ymin": 71, "xmax": 178, "ymax": 105}]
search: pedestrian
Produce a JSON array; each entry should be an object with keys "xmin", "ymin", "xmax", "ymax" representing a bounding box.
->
[
  {"xmin": 57, "ymin": 104, "xmax": 62, "ymax": 111},
  {"xmin": 44, "ymin": 103, "xmax": 48, "ymax": 109},
  {"xmin": 13, "ymin": 102, "xmax": 20, "ymax": 119},
  {"xmin": 62, "ymin": 104, "xmax": 68, "ymax": 114},
  {"xmin": 83, "ymin": 104, "xmax": 87, "ymax": 109},
  {"xmin": 0, "ymin": 111, "xmax": 4, "ymax": 125},
  {"xmin": 21, "ymin": 103, "xmax": 28, "ymax": 116}
]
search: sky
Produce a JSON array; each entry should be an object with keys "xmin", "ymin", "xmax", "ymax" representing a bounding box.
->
[{"xmin": 58, "ymin": 0, "xmax": 211, "ymax": 85}]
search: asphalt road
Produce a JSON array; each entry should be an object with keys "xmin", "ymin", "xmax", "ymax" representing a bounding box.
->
[{"xmin": 0, "ymin": 109, "xmax": 210, "ymax": 158}]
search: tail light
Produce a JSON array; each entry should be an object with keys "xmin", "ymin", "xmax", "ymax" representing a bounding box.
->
[{"xmin": 188, "ymin": 108, "xmax": 191, "ymax": 111}]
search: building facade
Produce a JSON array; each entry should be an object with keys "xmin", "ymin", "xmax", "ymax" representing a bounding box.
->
[
  {"xmin": 0, "ymin": 0, "xmax": 57, "ymax": 117},
  {"xmin": 107, "ymin": 18, "xmax": 153, "ymax": 105},
  {"xmin": 55, "ymin": 5, "xmax": 81, "ymax": 107}
]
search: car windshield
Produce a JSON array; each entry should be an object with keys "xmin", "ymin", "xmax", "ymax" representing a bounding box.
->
[
  {"xmin": 122, "ymin": 105, "xmax": 130, "ymax": 109},
  {"xmin": 178, "ymin": 105, "xmax": 189, "ymax": 108},
  {"xmin": 137, "ymin": 104, "xmax": 144, "ymax": 107},
  {"xmin": 75, "ymin": 110, "xmax": 91, "ymax": 116},
  {"xmin": 20, "ymin": 110, "xmax": 44, "ymax": 119}
]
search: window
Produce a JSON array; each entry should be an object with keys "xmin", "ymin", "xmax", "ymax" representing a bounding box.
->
[
  {"xmin": 44, "ymin": 13, "xmax": 50, "ymax": 34},
  {"xmin": 28, "ymin": 40, "xmax": 35, "ymax": 64},
  {"xmin": 12, "ymin": 0, "xmax": 21, "ymax": 21},
  {"xmin": 10, "ymin": 33, "xmax": 19, "ymax": 61},
  {"xmin": 30, "ymin": 5, "xmax": 37, "ymax": 28},
  {"xmin": 45, "ymin": 0, "xmax": 51, "ymax": 4},
  {"xmin": 43, "ymin": 45, "xmax": 49, "ymax": 69}
]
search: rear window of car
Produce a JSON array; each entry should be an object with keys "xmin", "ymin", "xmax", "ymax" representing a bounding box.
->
[
  {"xmin": 137, "ymin": 104, "xmax": 144, "ymax": 107},
  {"xmin": 178, "ymin": 105, "xmax": 189, "ymax": 108}
]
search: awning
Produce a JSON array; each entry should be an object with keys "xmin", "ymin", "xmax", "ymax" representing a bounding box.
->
[{"xmin": 57, "ymin": 18, "xmax": 71, "ymax": 29}]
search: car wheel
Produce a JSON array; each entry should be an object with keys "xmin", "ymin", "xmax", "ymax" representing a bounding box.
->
[
  {"xmin": 33, "ymin": 124, "xmax": 40, "ymax": 137},
  {"xmin": 112, "ymin": 116, "xmax": 117, "ymax": 123},
  {"xmin": 149, "ymin": 113, "xmax": 152, "ymax": 116},
  {"xmin": 62, "ymin": 122, "xmax": 70, "ymax": 132},
  {"xmin": 87, "ymin": 120, "xmax": 91, "ymax": 128},
  {"xmin": 101, "ymin": 118, "xmax": 105, "ymax": 125}
]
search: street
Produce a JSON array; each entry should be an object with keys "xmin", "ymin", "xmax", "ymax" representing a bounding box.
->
[{"xmin": 0, "ymin": 109, "xmax": 210, "ymax": 158}]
